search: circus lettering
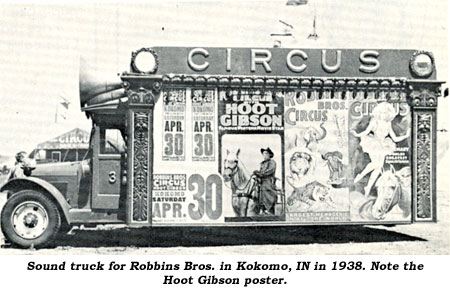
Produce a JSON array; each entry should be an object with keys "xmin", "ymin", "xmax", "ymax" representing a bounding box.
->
[{"xmin": 186, "ymin": 48, "xmax": 382, "ymax": 75}]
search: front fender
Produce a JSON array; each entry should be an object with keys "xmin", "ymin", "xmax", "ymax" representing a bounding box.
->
[{"xmin": 1, "ymin": 177, "xmax": 71, "ymax": 223}]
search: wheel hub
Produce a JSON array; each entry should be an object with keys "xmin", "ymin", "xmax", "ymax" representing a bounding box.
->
[
  {"xmin": 23, "ymin": 213, "xmax": 38, "ymax": 228},
  {"xmin": 12, "ymin": 201, "xmax": 49, "ymax": 239}
]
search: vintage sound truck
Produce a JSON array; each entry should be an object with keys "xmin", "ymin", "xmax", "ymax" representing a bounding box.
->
[{"xmin": 0, "ymin": 47, "xmax": 445, "ymax": 247}]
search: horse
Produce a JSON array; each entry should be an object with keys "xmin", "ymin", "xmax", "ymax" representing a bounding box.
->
[
  {"xmin": 222, "ymin": 149, "xmax": 260, "ymax": 217},
  {"xmin": 359, "ymin": 165, "xmax": 411, "ymax": 220}
]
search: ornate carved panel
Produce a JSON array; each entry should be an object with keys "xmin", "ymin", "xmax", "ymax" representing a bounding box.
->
[
  {"xmin": 409, "ymin": 82, "xmax": 439, "ymax": 222},
  {"xmin": 410, "ymin": 88, "xmax": 438, "ymax": 107},
  {"xmin": 128, "ymin": 87, "xmax": 156, "ymax": 105},
  {"xmin": 413, "ymin": 111, "xmax": 435, "ymax": 221},
  {"xmin": 126, "ymin": 109, "xmax": 153, "ymax": 224},
  {"xmin": 124, "ymin": 85, "xmax": 158, "ymax": 225},
  {"xmin": 131, "ymin": 111, "xmax": 151, "ymax": 222}
]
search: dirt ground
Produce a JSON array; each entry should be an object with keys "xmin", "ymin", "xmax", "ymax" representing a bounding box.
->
[
  {"xmin": 0, "ymin": 143, "xmax": 448, "ymax": 255},
  {"xmin": 0, "ymin": 192, "xmax": 448, "ymax": 255}
]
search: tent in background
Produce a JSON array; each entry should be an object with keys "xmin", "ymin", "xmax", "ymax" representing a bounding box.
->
[{"xmin": 30, "ymin": 128, "xmax": 91, "ymax": 163}]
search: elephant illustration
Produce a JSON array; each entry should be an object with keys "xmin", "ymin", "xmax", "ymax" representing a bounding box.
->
[{"xmin": 285, "ymin": 123, "xmax": 327, "ymax": 151}]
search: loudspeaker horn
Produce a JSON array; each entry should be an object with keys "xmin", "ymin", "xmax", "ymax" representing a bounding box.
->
[
  {"xmin": 87, "ymin": 89, "xmax": 125, "ymax": 106},
  {"xmin": 79, "ymin": 57, "xmax": 124, "ymax": 107}
]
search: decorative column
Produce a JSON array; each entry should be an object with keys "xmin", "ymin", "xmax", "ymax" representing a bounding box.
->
[
  {"xmin": 125, "ymin": 81, "xmax": 161, "ymax": 225},
  {"xmin": 409, "ymin": 82, "xmax": 441, "ymax": 222}
]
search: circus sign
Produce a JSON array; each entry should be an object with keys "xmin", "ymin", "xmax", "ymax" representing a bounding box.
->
[{"xmin": 148, "ymin": 47, "xmax": 436, "ymax": 79}]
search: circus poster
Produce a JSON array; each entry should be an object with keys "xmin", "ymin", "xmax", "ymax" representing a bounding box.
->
[
  {"xmin": 162, "ymin": 89, "xmax": 186, "ymax": 161},
  {"xmin": 284, "ymin": 90, "xmax": 351, "ymax": 222},
  {"xmin": 349, "ymin": 100, "xmax": 412, "ymax": 222},
  {"xmin": 218, "ymin": 88, "xmax": 285, "ymax": 221}
]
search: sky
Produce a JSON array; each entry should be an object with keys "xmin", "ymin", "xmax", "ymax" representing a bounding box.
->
[{"xmin": 0, "ymin": 0, "xmax": 448, "ymax": 159}]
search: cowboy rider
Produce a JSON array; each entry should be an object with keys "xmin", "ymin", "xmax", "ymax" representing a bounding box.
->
[{"xmin": 253, "ymin": 147, "xmax": 278, "ymax": 215}]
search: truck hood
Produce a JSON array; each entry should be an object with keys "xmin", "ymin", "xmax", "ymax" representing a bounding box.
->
[{"xmin": 32, "ymin": 160, "xmax": 89, "ymax": 177}]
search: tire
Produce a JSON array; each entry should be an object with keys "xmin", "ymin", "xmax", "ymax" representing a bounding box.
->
[
  {"xmin": 59, "ymin": 223, "xmax": 72, "ymax": 235},
  {"xmin": 1, "ymin": 190, "xmax": 61, "ymax": 248}
]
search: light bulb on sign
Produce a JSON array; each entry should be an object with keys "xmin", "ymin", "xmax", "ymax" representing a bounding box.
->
[
  {"xmin": 131, "ymin": 48, "xmax": 158, "ymax": 74},
  {"xmin": 410, "ymin": 51, "xmax": 434, "ymax": 78}
]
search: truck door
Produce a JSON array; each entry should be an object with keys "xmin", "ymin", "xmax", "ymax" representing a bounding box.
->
[{"xmin": 91, "ymin": 125, "xmax": 125, "ymax": 210}]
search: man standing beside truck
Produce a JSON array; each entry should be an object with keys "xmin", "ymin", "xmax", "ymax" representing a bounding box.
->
[{"xmin": 9, "ymin": 151, "xmax": 35, "ymax": 179}]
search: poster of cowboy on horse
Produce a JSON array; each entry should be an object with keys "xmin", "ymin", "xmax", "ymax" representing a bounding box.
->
[{"xmin": 220, "ymin": 89, "xmax": 285, "ymax": 221}]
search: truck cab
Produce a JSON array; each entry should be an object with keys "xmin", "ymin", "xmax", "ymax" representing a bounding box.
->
[{"xmin": 0, "ymin": 99, "xmax": 130, "ymax": 247}]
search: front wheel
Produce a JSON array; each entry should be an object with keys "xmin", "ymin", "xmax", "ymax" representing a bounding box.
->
[{"xmin": 1, "ymin": 190, "xmax": 61, "ymax": 248}]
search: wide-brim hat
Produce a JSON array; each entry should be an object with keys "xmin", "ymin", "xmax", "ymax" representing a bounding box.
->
[{"xmin": 260, "ymin": 147, "xmax": 274, "ymax": 158}]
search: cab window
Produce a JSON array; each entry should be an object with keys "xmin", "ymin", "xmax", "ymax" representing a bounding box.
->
[{"xmin": 100, "ymin": 128, "xmax": 125, "ymax": 154}]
